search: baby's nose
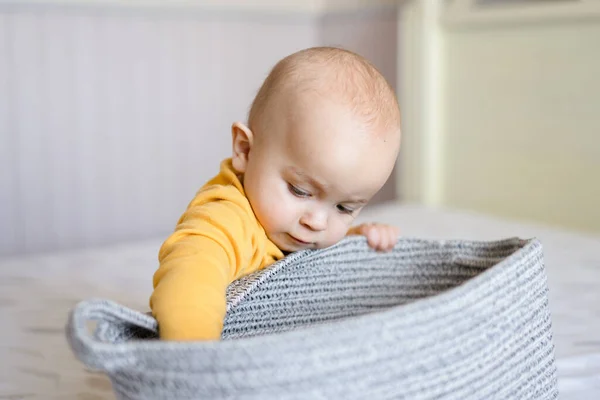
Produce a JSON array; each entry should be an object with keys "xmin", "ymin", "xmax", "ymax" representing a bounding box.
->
[{"xmin": 300, "ymin": 209, "xmax": 328, "ymax": 232}]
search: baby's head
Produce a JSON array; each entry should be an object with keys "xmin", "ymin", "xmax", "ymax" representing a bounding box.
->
[{"xmin": 231, "ymin": 47, "xmax": 401, "ymax": 252}]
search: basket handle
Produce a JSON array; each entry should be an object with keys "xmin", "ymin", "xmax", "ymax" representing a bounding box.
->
[{"xmin": 65, "ymin": 298, "xmax": 157, "ymax": 371}]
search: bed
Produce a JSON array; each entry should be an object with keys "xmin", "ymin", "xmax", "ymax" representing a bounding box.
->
[{"xmin": 1, "ymin": 202, "xmax": 599, "ymax": 399}]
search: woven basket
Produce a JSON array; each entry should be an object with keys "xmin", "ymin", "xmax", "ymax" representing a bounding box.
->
[{"xmin": 66, "ymin": 236, "xmax": 558, "ymax": 400}]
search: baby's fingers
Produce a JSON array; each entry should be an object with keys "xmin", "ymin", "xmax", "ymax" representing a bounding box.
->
[
  {"xmin": 381, "ymin": 227, "xmax": 394, "ymax": 251},
  {"xmin": 364, "ymin": 225, "xmax": 381, "ymax": 249},
  {"xmin": 352, "ymin": 223, "xmax": 400, "ymax": 252},
  {"xmin": 377, "ymin": 225, "xmax": 400, "ymax": 252},
  {"xmin": 387, "ymin": 226, "xmax": 400, "ymax": 250}
]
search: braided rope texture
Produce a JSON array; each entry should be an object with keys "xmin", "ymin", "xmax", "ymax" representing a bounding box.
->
[{"xmin": 66, "ymin": 236, "xmax": 558, "ymax": 400}]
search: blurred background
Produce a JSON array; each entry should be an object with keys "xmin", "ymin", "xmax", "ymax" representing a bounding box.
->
[{"xmin": 1, "ymin": 0, "xmax": 598, "ymax": 257}]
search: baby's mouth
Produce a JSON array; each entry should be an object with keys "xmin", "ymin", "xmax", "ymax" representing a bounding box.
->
[{"xmin": 288, "ymin": 234, "xmax": 313, "ymax": 247}]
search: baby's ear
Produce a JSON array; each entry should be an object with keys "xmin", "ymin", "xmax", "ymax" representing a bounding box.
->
[{"xmin": 231, "ymin": 122, "xmax": 254, "ymax": 173}]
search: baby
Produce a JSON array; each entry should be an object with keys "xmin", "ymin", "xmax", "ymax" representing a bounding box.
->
[{"xmin": 150, "ymin": 47, "xmax": 402, "ymax": 341}]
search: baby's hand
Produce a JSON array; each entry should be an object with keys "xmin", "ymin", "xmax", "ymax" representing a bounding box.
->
[{"xmin": 347, "ymin": 223, "xmax": 400, "ymax": 252}]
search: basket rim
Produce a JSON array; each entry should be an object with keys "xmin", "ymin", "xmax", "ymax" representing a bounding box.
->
[{"xmin": 68, "ymin": 236, "xmax": 543, "ymax": 359}]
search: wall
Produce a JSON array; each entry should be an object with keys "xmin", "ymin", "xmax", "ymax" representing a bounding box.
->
[
  {"xmin": 0, "ymin": 2, "xmax": 399, "ymax": 256},
  {"xmin": 398, "ymin": 0, "xmax": 600, "ymax": 234},
  {"xmin": 442, "ymin": 19, "xmax": 600, "ymax": 233}
]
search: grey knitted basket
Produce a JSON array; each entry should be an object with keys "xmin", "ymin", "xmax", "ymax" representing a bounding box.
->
[{"xmin": 66, "ymin": 236, "xmax": 558, "ymax": 400}]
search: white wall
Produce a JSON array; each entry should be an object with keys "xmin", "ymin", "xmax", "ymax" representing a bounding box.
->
[
  {"xmin": 0, "ymin": 3, "xmax": 399, "ymax": 256},
  {"xmin": 0, "ymin": 0, "xmax": 399, "ymax": 14}
]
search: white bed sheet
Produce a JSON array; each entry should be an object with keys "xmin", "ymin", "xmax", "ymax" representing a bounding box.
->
[{"xmin": 1, "ymin": 203, "xmax": 599, "ymax": 399}]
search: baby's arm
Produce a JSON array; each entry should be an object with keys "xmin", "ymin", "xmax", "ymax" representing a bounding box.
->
[
  {"xmin": 150, "ymin": 200, "xmax": 252, "ymax": 341},
  {"xmin": 347, "ymin": 223, "xmax": 400, "ymax": 252}
]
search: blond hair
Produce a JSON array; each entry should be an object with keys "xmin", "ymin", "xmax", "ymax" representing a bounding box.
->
[{"xmin": 248, "ymin": 46, "xmax": 400, "ymax": 135}]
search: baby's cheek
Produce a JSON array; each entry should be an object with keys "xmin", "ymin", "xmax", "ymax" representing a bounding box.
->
[
  {"xmin": 326, "ymin": 220, "xmax": 352, "ymax": 246},
  {"xmin": 260, "ymin": 192, "xmax": 294, "ymax": 230}
]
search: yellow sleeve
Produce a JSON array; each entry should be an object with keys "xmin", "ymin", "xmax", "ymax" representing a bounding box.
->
[{"xmin": 149, "ymin": 197, "xmax": 256, "ymax": 341}]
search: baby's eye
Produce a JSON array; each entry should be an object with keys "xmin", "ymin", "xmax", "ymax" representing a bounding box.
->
[
  {"xmin": 288, "ymin": 183, "xmax": 311, "ymax": 198},
  {"xmin": 336, "ymin": 204, "xmax": 355, "ymax": 214}
]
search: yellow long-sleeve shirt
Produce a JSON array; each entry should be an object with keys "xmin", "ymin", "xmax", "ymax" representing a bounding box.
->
[{"xmin": 149, "ymin": 158, "xmax": 284, "ymax": 340}]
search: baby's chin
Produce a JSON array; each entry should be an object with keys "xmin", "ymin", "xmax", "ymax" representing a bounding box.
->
[{"xmin": 266, "ymin": 235, "xmax": 294, "ymax": 253}]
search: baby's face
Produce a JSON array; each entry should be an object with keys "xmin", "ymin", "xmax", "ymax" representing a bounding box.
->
[{"xmin": 241, "ymin": 99, "xmax": 399, "ymax": 252}]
